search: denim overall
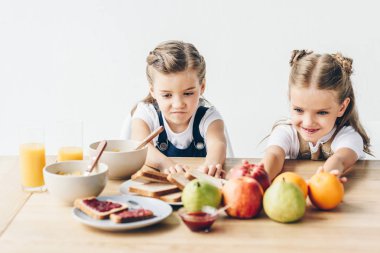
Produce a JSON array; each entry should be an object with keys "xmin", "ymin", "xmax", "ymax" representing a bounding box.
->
[{"xmin": 155, "ymin": 106, "xmax": 208, "ymax": 157}]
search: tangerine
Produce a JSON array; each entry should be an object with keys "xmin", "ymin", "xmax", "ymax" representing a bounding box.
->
[
  {"xmin": 308, "ymin": 172, "xmax": 344, "ymax": 210},
  {"xmin": 273, "ymin": 172, "xmax": 308, "ymax": 199}
]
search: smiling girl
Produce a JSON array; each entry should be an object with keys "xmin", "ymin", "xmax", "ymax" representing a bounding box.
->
[
  {"xmin": 262, "ymin": 50, "xmax": 371, "ymax": 181},
  {"xmin": 130, "ymin": 41, "xmax": 227, "ymax": 178}
]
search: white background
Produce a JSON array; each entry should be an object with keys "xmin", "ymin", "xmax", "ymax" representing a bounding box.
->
[{"xmin": 1, "ymin": 0, "xmax": 379, "ymax": 158}]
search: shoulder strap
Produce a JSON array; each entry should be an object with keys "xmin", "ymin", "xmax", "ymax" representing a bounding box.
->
[
  {"xmin": 297, "ymin": 132, "xmax": 312, "ymax": 159},
  {"xmin": 192, "ymin": 106, "xmax": 209, "ymax": 142},
  {"xmin": 154, "ymin": 107, "xmax": 169, "ymax": 150}
]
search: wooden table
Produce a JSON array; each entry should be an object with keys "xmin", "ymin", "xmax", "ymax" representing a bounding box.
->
[{"xmin": 0, "ymin": 156, "xmax": 379, "ymax": 253}]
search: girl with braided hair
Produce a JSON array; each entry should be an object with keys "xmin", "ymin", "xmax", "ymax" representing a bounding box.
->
[
  {"xmin": 130, "ymin": 40, "xmax": 227, "ymax": 178},
  {"xmin": 261, "ymin": 50, "xmax": 371, "ymax": 181}
]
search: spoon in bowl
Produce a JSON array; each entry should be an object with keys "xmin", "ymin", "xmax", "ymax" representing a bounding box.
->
[
  {"xmin": 202, "ymin": 205, "xmax": 230, "ymax": 215},
  {"xmin": 84, "ymin": 140, "xmax": 107, "ymax": 176},
  {"xmin": 134, "ymin": 126, "xmax": 164, "ymax": 150}
]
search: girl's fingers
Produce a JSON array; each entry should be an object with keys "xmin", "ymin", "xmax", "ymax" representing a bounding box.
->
[
  {"xmin": 183, "ymin": 165, "xmax": 190, "ymax": 172},
  {"xmin": 329, "ymin": 169, "xmax": 340, "ymax": 176},
  {"xmin": 214, "ymin": 169, "xmax": 222, "ymax": 178},
  {"xmin": 208, "ymin": 165, "xmax": 217, "ymax": 177},
  {"xmin": 168, "ymin": 167, "xmax": 177, "ymax": 174},
  {"xmin": 214, "ymin": 164, "xmax": 225, "ymax": 179},
  {"xmin": 317, "ymin": 166, "xmax": 324, "ymax": 173},
  {"xmin": 220, "ymin": 169, "xmax": 226, "ymax": 179},
  {"xmin": 198, "ymin": 166, "xmax": 209, "ymax": 174},
  {"xmin": 340, "ymin": 177, "xmax": 348, "ymax": 183},
  {"xmin": 174, "ymin": 164, "xmax": 186, "ymax": 173}
]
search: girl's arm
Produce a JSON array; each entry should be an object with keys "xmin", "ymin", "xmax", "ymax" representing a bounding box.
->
[
  {"xmin": 131, "ymin": 119, "xmax": 175, "ymax": 171},
  {"xmin": 321, "ymin": 148, "xmax": 358, "ymax": 176},
  {"xmin": 198, "ymin": 120, "xmax": 227, "ymax": 178},
  {"xmin": 260, "ymin": 145, "xmax": 286, "ymax": 181}
]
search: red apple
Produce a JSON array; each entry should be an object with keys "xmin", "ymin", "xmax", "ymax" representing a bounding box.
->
[
  {"xmin": 222, "ymin": 177, "xmax": 263, "ymax": 219},
  {"xmin": 228, "ymin": 161, "xmax": 270, "ymax": 191}
]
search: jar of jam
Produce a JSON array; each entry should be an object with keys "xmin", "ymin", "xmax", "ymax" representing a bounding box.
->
[{"xmin": 178, "ymin": 208, "xmax": 218, "ymax": 232}]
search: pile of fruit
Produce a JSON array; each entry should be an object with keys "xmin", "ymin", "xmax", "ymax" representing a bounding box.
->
[{"xmin": 182, "ymin": 160, "xmax": 345, "ymax": 223}]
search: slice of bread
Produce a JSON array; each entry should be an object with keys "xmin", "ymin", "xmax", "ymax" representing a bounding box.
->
[
  {"xmin": 131, "ymin": 165, "xmax": 169, "ymax": 183},
  {"xmin": 74, "ymin": 197, "xmax": 128, "ymax": 220},
  {"xmin": 129, "ymin": 183, "xmax": 179, "ymax": 197},
  {"xmin": 185, "ymin": 169, "xmax": 226, "ymax": 189},
  {"xmin": 185, "ymin": 171, "xmax": 196, "ymax": 181},
  {"xmin": 167, "ymin": 173, "xmax": 189, "ymax": 190},
  {"xmin": 110, "ymin": 209, "xmax": 155, "ymax": 223},
  {"xmin": 159, "ymin": 191, "xmax": 182, "ymax": 203}
]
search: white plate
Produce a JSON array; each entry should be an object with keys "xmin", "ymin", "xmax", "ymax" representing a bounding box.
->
[
  {"xmin": 119, "ymin": 180, "xmax": 183, "ymax": 206},
  {"xmin": 72, "ymin": 195, "xmax": 172, "ymax": 231}
]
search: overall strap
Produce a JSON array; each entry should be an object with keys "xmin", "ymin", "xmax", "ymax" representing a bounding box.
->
[
  {"xmin": 156, "ymin": 108, "xmax": 169, "ymax": 152},
  {"xmin": 297, "ymin": 132, "xmax": 312, "ymax": 160},
  {"xmin": 192, "ymin": 106, "xmax": 208, "ymax": 151}
]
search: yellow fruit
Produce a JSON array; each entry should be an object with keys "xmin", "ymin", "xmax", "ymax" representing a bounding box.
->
[{"xmin": 273, "ymin": 172, "xmax": 308, "ymax": 199}]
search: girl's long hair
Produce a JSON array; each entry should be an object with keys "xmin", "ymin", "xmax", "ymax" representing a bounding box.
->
[{"xmin": 288, "ymin": 50, "xmax": 371, "ymax": 155}]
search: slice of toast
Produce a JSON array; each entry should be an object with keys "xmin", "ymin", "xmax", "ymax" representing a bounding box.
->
[
  {"xmin": 74, "ymin": 197, "xmax": 128, "ymax": 220},
  {"xmin": 185, "ymin": 169, "xmax": 226, "ymax": 189},
  {"xmin": 110, "ymin": 209, "xmax": 155, "ymax": 223},
  {"xmin": 128, "ymin": 183, "xmax": 179, "ymax": 197},
  {"xmin": 159, "ymin": 191, "xmax": 182, "ymax": 203},
  {"xmin": 167, "ymin": 173, "xmax": 189, "ymax": 190},
  {"xmin": 131, "ymin": 165, "xmax": 169, "ymax": 183},
  {"xmin": 185, "ymin": 171, "xmax": 196, "ymax": 181}
]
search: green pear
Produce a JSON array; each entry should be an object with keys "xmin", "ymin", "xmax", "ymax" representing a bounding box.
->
[
  {"xmin": 263, "ymin": 179, "xmax": 306, "ymax": 223},
  {"xmin": 182, "ymin": 179, "xmax": 221, "ymax": 212}
]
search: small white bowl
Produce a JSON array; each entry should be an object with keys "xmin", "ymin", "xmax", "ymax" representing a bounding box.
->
[
  {"xmin": 43, "ymin": 161, "xmax": 108, "ymax": 205},
  {"xmin": 89, "ymin": 140, "xmax": 148, "ymax": 179}
]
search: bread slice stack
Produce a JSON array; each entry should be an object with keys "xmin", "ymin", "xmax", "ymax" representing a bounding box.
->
[
  {"xmin": 129, "ymin": 166, "xmax": 192, "ymax": 203},
  {"xmin": 131, "ymin": 165, "xmax": 169, "ymax": 183},
  {"xmin": 128, "ymin": 166, "xmax": 226, "ymax": 203}
]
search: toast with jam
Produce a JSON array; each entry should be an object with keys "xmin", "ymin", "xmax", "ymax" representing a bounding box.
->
[
  {"xmin": 110, "ymin": 209, "xmax": 155, "ymax": 223},
  {"xmin": 74, "ymin": 197, "xmax": 128, "ymax": 220}
]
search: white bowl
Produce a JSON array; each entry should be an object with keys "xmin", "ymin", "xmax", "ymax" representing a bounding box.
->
[
  {"xmin": 43, "ymin": 161, "xmax": 108, "ymax": 205},
  {"xmin": 89, "ymin": 140, "xmax": 148, "ymax": 179}
]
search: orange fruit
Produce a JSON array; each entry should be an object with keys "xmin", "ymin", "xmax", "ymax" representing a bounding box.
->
[
  {"xmin": 308, "ymin": 172, "xmax": 344, "ymax": 210},
  {"xmin": 273, "ymin": 172, "xmax": 308, "ymax": 199}
]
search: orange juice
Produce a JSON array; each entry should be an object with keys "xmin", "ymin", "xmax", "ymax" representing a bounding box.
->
[
  {"xmin": 19, "ymin": 143, "xmax": 46, "ymax": 188},
  {"xmin": 57, "ymin": 146, "xmax": 83, "ymax": 161}
]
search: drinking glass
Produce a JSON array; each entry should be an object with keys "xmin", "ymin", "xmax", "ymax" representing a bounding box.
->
[
  {"xmin": 19, "ymin": 126, "xmax": 46, "ymax": 192},
  {"xmin": 56, "ymin": 120, "xmax": 83, "ymax": 162}
]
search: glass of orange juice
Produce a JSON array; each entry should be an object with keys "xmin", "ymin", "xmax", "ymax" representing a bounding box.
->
[
  {"xmin": 19, "ymin": 126, "xmax": 46, "ymax": 192},
  {"xmin": 56, "ymin": 120, "xmax": 83, "ymax": 162}
]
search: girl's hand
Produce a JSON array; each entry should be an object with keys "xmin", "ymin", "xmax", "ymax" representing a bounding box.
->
[
  {"xmin": 163, "ymin": 164, "xmax": 189, "ymax": 174},
  {"xmin": 316, "ymin": 166, "xmax": 347, "ymax": 183},
  {"xmin": 198, "ymin": 164, "xmax": 226, "ymax": 179}
]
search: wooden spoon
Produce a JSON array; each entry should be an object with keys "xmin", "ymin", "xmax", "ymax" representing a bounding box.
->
[
  {"xmin": 84, "ymin": 140, "xmax": 107, "ymax": 176},
  {"xmin": 134, "ymin": 126, "xmax": 164, "ymax": 150}
]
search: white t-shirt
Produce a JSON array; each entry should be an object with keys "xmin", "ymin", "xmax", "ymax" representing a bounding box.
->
[
  {"xmin": 132, "ymin": 102, "xmax": 223, "ymax": 149},
  {"xmin": 266, "ymin": 124, "xmax": 365, "ymax": 159}
]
